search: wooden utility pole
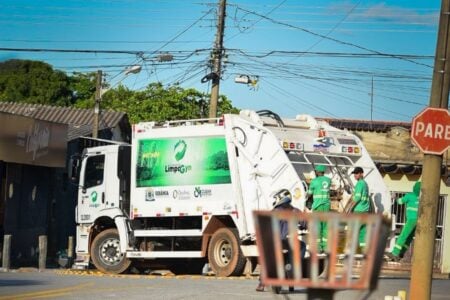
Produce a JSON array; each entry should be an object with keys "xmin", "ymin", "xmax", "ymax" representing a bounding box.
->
[
  {"xmin": 370, "ymin": 76, "xmax": 374, "ymax": 129},
  {"xmin": 93, "ymin": 70, "xmax": 102, "ymax": 138},
  {"xmin": 208, "ymin": 0, "xmax": 226, "ymax": 119},
  {"xmin": 410, "ymin": 1, "xmax": 450, "ymax": 299}
]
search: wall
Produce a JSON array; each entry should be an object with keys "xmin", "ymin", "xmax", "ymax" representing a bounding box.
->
[{"xmin": 2, "ymin": 162, "xmax": 76, "ymax": 268}]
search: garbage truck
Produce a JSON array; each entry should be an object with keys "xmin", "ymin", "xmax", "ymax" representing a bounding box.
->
[{"xmin": 70, "ymin": 109, "xmax": 390, "ymax": 276}]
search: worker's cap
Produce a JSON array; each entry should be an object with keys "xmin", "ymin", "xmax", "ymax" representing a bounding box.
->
[
  {"xmin": 315, "ymin": 165, "xmax": 326, "ymax": 172},
  {"xmin": 351, "ymin": 167, "xmax": 364, "ymax": 174}
]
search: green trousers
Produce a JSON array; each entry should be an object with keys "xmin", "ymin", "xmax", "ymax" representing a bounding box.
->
[
  {"xmin": 353, "ymin": 211, "xmax": 367, "ymax": 249},
  {"xmin": 392, "ymin": 218, "xmax": 417, "ymax": 257},
  {"xmin": 313, "ymin": 203, "xmax": 330, "ymax": 252}
]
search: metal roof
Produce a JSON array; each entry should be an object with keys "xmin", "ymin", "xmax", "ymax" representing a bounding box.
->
[
  {"xmin": 318, "ymin": 117, "xmax": 411, "ymax": 132},
  {"xmin": 0, "ymin": 102, "xmax": 129, "ymax": 141}
]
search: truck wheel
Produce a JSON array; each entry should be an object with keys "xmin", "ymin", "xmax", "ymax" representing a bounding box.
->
[
  {"xmin": 91, "ymin": 228, "xmax": 131, "ymax": 274},
  {"xmin": 208, "ymin": 228, "xmax": 246, "ymax": 277}
]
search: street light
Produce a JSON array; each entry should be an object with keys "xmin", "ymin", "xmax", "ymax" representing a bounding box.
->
[{"xmin": 124, "ymin": 65, "xmax": 142, "ymax": 75}]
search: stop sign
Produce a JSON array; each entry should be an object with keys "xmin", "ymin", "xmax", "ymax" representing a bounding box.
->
[{"xmin": 411, "ymin": 107, "xmax": 450, "ymax": 155}]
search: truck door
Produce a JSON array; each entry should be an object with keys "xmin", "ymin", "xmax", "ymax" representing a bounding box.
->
[{"xmin": 77, "ymin": 153, "xmax": 107, "ymax": 223}]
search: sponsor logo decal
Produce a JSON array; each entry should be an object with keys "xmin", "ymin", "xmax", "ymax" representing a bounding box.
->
[
  {"xmin": 164, "ymin": 140, "xmax": 192, "ymax": 174},
  {"xmin": 146, "ymin": 189, "xmax": 169, "ymax": 201},
  {"xmin": 89, "ymin": 191, "xmax": 100, "ymax": 208},
  {"xmin": 165, "ymin": 164, "xmax": 192, "ymax": 174},
  {"xmin": 155, "ymin": 190, "xmax": 169, "ymax": 196},
  {"xmin": 194, "ymin": 187, "xmax": 212, "ymax": 198},
  {"xmin": 173, "ymin": 189, "xmax": 191, "ymax": 200},
  {"xmin": 174, "ymin": 140, "xmax": 187, "ymax": 161},
  {"xmin": 145, "ymin": 189, "xmax": 155, "ymax": 201}
]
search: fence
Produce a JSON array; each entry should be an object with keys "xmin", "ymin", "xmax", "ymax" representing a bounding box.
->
[{"xmin": 391, "ymin": 192, "xmax": 447, "ymax": 268}]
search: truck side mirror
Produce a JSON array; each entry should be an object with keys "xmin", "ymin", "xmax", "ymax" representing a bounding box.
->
[{"xmin": 68, "ymin": 154, "xmax": 81, "ymax": 182}]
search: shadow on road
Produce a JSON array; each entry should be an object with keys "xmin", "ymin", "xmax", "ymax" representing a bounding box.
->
[{"xmin": 0, "ymin": 279, "xmax": 45, "ymax": 287}]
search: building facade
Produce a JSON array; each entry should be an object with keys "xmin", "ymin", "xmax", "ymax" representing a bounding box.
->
[{"xmin": 0, "ymin": 102, "xmax": 130, "ymax": 268}]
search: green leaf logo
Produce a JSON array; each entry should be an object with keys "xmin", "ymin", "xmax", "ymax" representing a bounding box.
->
[
  {"xmin": 91, "ymin": 191, "xmax": 98, "ymax": 203},
  {"xmin": 174, "ymin": 140, "xmax": 187, "ymax": 161}
]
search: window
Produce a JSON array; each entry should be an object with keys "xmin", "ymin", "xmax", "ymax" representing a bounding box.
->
[{"xmin": 84, "ymin": 155, "xmax": 105, "ymax": 188}]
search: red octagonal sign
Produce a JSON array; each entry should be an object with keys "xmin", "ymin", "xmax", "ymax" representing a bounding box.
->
[{"xmin": 411, "ymin": 107, "xmax": 450, "ymax": 155}]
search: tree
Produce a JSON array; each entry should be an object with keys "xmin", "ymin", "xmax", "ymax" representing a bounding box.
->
[
  {"xmin": 0, "ymin": 59, "xmax": 240, "ymax": 121},
  {"xmin": 69, "ymin": 72, "xmax": 97, "ymax": 103},
  {"xmin": 0, "ymin": 59, "xmax": 73, "ymax": 105},
  {"xmin": 77, "ymin": 82, "xmax": 239, "ymax": 124}
]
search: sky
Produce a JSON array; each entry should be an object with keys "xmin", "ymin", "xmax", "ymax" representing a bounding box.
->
[{"xmin": 0, "ymin": 0, "xmax": 442, "ymax": 122}]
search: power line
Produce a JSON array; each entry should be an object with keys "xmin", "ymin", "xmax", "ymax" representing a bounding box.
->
[
  {"xmin": 295, "ymin": 0, "xmax": 363, "ymax": 55},
  {"xmin": 226, "ymin": 49, "xmax": 434, "ymax": 59},
  {"xmin": 233, "ymin": 5, "xmax": 434, "ymax": 68},
  {"xmin": 227, "ymin": 0, "xmax": 287, "ymax": 41},
  {"xmin": 0, "ymin": 38, "xmax": 211, "ymax": 44},
  {"xmin": 0, "ymin": 47, "xmax": 145, "ymax": 55},
  {"xmin": 141, "ymin": 8, "xmax": 214, "ymax": 60}
]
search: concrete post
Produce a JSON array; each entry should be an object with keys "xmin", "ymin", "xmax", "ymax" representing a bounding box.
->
[
  {"xmin": 68, "ymin": 236, "xmax": 74, "ymax": 259},
  {"xmin": 38, "ymin": 235, "xmax": 47, "ymax": 271},
  {"xmin": 2, "ymin": 235, "xmax": 11, "ymax": 271}
]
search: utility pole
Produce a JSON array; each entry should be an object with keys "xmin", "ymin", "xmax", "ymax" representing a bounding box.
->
[
  {"xmin": 208, "ymin": 0, "xmax": 226, "ymax": 119},
  {"xmin": 410, "ymin": 1, "xmax": 450, "ymax": 299},
  {"xmin": 93, "ymin": 70, "xmax": 102, "ymax": 138},
  {"xmin": 370, "ymin": 76, "xmax": 374, "ymax": 129}
]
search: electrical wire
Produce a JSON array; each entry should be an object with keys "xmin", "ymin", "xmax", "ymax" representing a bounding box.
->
[
  {"xmin": 232, "ymin": 5, "xmax": 434, "ymax": 68},
  {"xmin": 227, "ymin": 0, "xmax": 287, "ymax": 42}
]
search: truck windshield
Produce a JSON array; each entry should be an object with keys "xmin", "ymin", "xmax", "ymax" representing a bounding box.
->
[{"xmin": 84, "ymin": 155, "xmax": 105, "ymax": 188}]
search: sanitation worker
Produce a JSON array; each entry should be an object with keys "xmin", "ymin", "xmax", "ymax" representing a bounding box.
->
[
  {"xmin": 345, "ymin": 167, "xmax": 370, "ymax": 251},
  {"xmin": 306, "ymin": 165, "xmax": 331, "ymax": 253},
  {"xmin": 386, "ymin": 181, "xmax": 421, "ymax": 262}
]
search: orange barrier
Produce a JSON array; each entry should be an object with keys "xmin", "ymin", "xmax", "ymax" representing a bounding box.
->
[{"xmin": 253, "ymin": 211, "xmax": 391, "ymax": 297}]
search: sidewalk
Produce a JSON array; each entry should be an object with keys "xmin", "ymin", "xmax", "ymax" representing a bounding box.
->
[{"xmin": 380, "ymin": 262, "xmax": 449, "ymax": 279}]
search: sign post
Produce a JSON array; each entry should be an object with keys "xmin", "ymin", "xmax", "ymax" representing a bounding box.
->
[{"xmin": 410, "ymin": 1, "xmax": 450, "ymax": 298}]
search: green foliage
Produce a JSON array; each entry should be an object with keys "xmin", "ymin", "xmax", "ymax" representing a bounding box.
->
[
  {"xmin": 69, "ymin": 72, "xmax": 97, "ymax": 103},
  {"xmin": 94, "ymin": 82, "xmax": 239, "ymax": 124},
  {"xmin": 0, "ymin": 59, "xmax": 73, "ymax": 105},
  {"xmin": 0, "ymin": 59, "xmax": 239, "ymax": 122}
]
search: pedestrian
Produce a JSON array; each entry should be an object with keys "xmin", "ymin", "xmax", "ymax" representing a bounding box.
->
[
  {"xmin": 256, "ymin": 189, "xmax": 306, "ymax": 292},
  {"xmin": 306, "ymin": 165, "xmax": 331, "ymax": 253},
  {"xmin": 386, "ymin": 181, "xmax": 421, "ymax": 262},
  {"xmin": 345, "ymin": 167, "xmax": 370, "ymax": 251}
]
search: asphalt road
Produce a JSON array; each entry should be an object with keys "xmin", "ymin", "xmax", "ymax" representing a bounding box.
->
[{"xmin": 0, "ymin": 269, "xmax": 449, "ymax": 300}]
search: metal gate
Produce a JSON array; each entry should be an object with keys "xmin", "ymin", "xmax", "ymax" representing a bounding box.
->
[{"xmin": 391, "ymin": 192, "xmax": 447, "ymax": 268}]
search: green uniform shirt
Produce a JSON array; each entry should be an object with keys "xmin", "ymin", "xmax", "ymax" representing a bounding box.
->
[
  {"xmin": 353, "ymin": 178, "xmax": 370, "ymax": 213},
  {"xmin": 307, "ymin": 175, "xmax": 331, "ymax": 210},
  {"xmin": 397, "ymin": 192, "xmax": 420, "ymax": 220}
]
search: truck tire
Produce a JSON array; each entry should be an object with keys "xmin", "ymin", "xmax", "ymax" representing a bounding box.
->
[
  {"xmin": 208, "ymin": 228, "xmax": 246, "ymax": 277},
  {"xmin": 91, "ymin": 228, "xmax": 131, "ymax": 274}
]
